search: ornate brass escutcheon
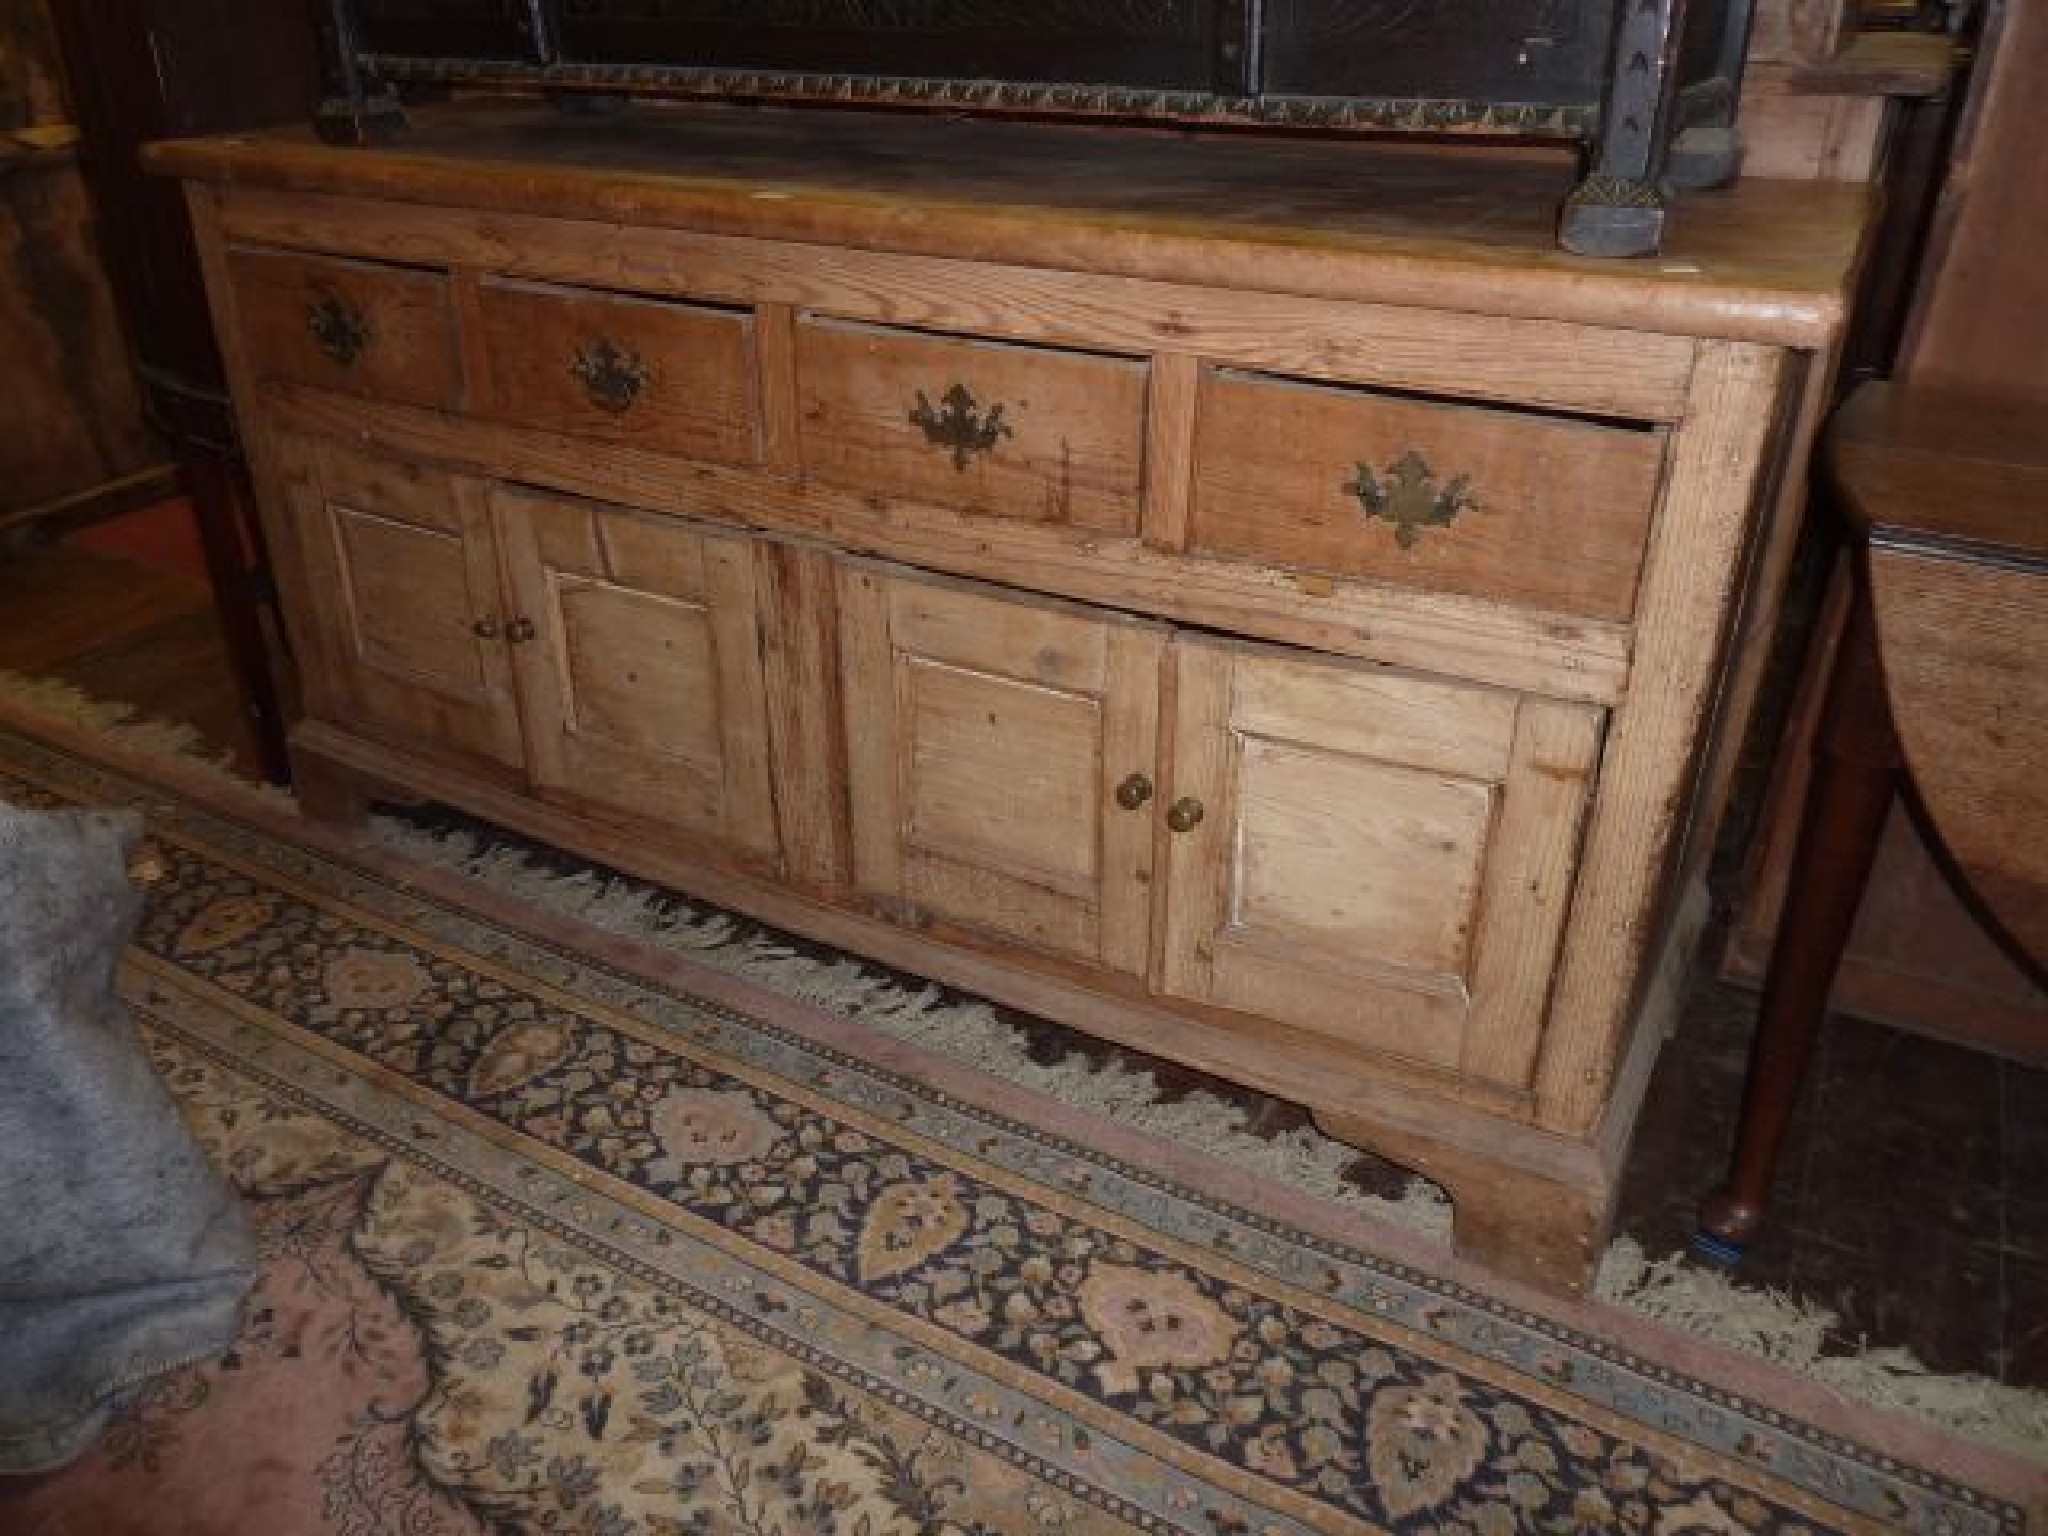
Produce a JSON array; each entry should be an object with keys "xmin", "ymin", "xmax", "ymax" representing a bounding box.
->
[
  {"xmin": 1344, "ymin": 449, "xmax": 1480, "ymax": 549},
  {"xmin": 1166, "ymin": 797, "xmax": 1205, "ymax": 834},
  {"xmin": 908, "ymin": 382, "xmax": 1012, "ymax": 470},
  {"xmin": 1115, "ymin": 772, "xmax": 1154, "ymax": 811},
  {"xmin": 307, "ymin": 290, "xmax": 371, "ymax": 367},
  {"xmin": 572, "ymin": 337, "xmax": 649, "ymax": 414}
]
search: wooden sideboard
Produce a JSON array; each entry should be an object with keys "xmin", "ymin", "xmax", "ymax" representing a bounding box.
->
[{"xmin": 150, "ymin": 101, "xmax": 1872, "ymax": 1295}]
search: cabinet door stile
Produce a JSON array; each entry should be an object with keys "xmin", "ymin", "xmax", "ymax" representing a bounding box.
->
[
  {"xmin": 1159, "ymin": 637, "xmax": 1236, "ymax": 1003},
  {"xmin": 453, "ymin": 475, "xmax": 527, "ymax": 757},
  {"xmin": 757, "ymin": 541, "xmax": 852, "ymax": 891},
  {"xmin": 703, "ymin": 537, "xmax": 780, "ymax": 859},
  {"xmin": 1099, "ymin": 620, "xmax": 1167, "ymax": 978},
  {"xmin": 1457, "ymin": 696, "xmax": 1606, "ymax": 1089},
  {"xmin": 838, "ymin": 563, "xmax": 909, "ymax": 901}
]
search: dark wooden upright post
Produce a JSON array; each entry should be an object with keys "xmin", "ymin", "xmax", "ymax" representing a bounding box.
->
[
  {"xmin": 49, "ymin": 0, "xmax": 324, "ymax": 783},
  {"xmin": 312, "ymin": 0, "xmax": 407, "ymax": 146},
  {"xmin": 1561, "ymin": 0, "xmax": 1695, "ymax": 257}
]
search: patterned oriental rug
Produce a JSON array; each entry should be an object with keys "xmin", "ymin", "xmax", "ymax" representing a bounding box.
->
[{"xmin": 0, "ymin": 711, "xmax": 2039, "ymax": 1535}]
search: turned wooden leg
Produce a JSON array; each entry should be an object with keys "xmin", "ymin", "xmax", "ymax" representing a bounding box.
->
[{"xmin": 1695, "ymin": 586, "xmax": 1901, "ymax": 1261}]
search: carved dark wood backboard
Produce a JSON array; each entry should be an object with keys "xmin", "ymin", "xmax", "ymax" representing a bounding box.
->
[
  {"xmin": 351, "ymin": 0, "xmax": 1744, "ymax": 107},
  {"xmin": 554, "ymin": 1, "xmax": 1220, "ymax": 90}
]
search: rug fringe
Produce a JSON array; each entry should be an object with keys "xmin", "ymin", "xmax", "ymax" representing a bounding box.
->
[
  {"xmin": 1597, "ymin": 1237, "xmax": 2048, "ymax": 1460},
  {"xmin": 0, "ymin": 671, "xmax": 296, "ymax": 810},
  {"xmin": 0, "ymin": 671, "xmax": 228, "ymax": 766},
  {"xmin": 3, "ymin": 667, "xmax": 2041, "ymax": 1464}
]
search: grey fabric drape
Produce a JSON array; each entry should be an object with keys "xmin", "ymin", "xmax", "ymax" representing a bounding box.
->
[{"xmin": 0, "ymin": 804, "xmax": 255, "ymax": 1474}]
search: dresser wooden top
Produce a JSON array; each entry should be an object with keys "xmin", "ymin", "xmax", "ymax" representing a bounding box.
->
[{"xmin": 150, "ymin": 98, "xmax": 1873, "ymax": 348}]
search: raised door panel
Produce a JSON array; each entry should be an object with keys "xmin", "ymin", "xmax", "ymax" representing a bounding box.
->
[
  {"xmin": 839, "ymin": 565, "xmax": 1162, "ymax": 974},
  {"xmin": 1160, "ymin": 639, "xmax": 1603, "ymax": 1090},
  {"xmin": 277, "ymin": 436, "xmax": 522, "ymax": 772},
  {"xmin": 494, "ymin": 488, "xmax": 779, "ymax": 862}
]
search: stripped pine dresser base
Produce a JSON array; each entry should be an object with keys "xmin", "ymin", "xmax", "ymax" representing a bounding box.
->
[{"xmin": 151, "ymin": 100, "xmax": 1870, "ymax": 1293}]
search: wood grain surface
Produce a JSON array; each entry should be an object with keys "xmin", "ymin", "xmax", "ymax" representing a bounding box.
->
[
  {"xmin": 797, "ymin": 317, "xmax": 1146, "ymax": 535},
  {"xmin": 229, "ymin": 244, "xmax": 460, "ymax": 410},
  {"xmin": 1189, "ymin": 368, "xmax": 1665, "ymax": 621},
  {"xmin": 471, "ymin": 275, "xmax": 761, "ymax": 463},
  {"xmin": 147, "ymin": 100, "xmax": 1873, "ymax": 346}
]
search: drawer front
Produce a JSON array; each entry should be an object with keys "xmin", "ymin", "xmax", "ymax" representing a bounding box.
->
[
  {"xmin": 229, "ymin": 247, "xmax": 459, "ymax": 410},
  {"xmin": 472, "ymin": 277, "xmax": 761, "ymax": 463},
  {"xmin": 1190, "ymin": 369, "xmax": 1665, "ymax": 621},
  {"xmin": 798, "ymin": 319, "xmax": 1146, "ymax": 535}
]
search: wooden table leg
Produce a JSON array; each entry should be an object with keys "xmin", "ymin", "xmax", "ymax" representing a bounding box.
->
[{"xmin": 1694, "ymin": 583, "xmax": 1901, "ymax": 1262}]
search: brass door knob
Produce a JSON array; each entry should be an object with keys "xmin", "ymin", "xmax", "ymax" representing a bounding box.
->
[
  {"xmin": 471, "ymin": 617, "xmax": 501, "ymax": 640},
  {"xmin": 1166, "ymin": 797, "xmax": 1205, "ymax": 833},
  {"xmin": 505, "ymin": 617, "xmax": 538, "ymax": 644},
  {"xmin": 1114, "ymin": 772, "xmax": 1154, "ymax": 811}
]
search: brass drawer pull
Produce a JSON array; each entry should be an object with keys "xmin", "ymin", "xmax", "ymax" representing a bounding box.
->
[
  {"xmin": 1344, "ymin": 448, "xmax": 1479, "ymax": 549},
  {"xmin": 909, "ymin": 382, "xmax": 1012, "ymax": 470},
  {"xmin": 471, "ymin": 617, "xmax": 501, "ymax": 640},
  {"xmin": 505, "ymin": 617, "xmax": 538, "ymax": 644},
  {"xmin": 572, "ymin": 337, "xmax": 649, "ymax": 414},
  {"xmin": 1166, "ymin": 796, "xmax": 1205, "ymax": 834},
  {"xmin": 307, "ymin": 290, "xmax": 371, "ymax": 367},
  {"xmin": 1114, "ymin": 772, "xmax": 1154, "ymax": 811}
]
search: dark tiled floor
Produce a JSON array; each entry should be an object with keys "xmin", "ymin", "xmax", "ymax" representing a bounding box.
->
[
  {"xmin": 5, "ymin": 505, "xmax": 2047, "ymax": 1388},
  {"xmin": 1615, "ymin": 954, "xmax": 2043, "ymax": 1383}
]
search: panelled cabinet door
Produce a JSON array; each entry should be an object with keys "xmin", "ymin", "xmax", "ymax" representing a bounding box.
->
[
  {"xmin": 493, "ymin": 487, "xmax": 779, "ymax": 862},
  {"xmin": 1160, "ymin": 639, "xmax": 1603, "ymax": 1091},
  {"xmin": 839, "ymin": 565, "xmax": 1163, "ymax": 975},
  {"xmin": 279, "ymin": 435, "xmax": 523, "ymax": 772}
]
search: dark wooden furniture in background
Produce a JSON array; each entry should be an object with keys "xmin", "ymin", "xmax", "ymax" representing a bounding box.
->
[
  {"xmin": 1891, "ymin": 0, "xmax": 2048, "ymax": 404},
  {"xmin": 0, "ymin": 0, "xmax": 169, "ymax": 546},
  {"xmin": 1698, "ymin": 379, "xmax": 2048, "ymax": 1255},
  {"xmin": 48, "ymin": 0, "xmax": 324, "ymax": 782},
  {"xmin": 1724, "ymin": 0, "xmax": 2048, "ymax": 1063},
  {"xmin": 316, "ymin": 0, "xmax": 1760, "ymax": 256}
]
